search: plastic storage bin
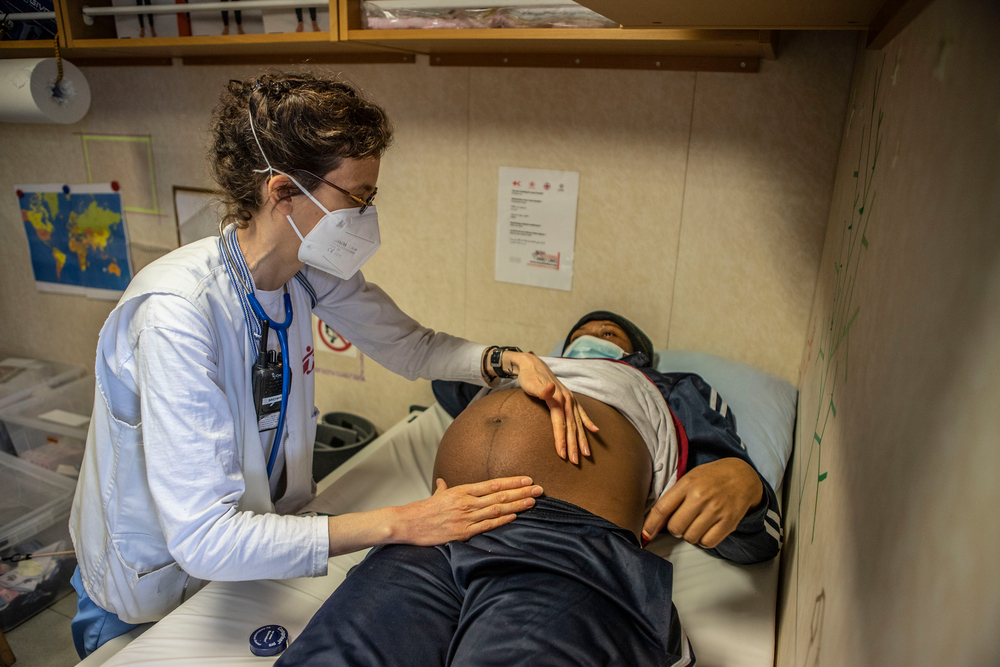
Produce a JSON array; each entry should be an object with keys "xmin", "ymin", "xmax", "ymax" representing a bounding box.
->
[
  {"xmin": 0, "ymin": 451, "xmax": 77, "ymax": 632},
  {"xmin": 0, "ymin": 358, "xmax": 83, "ymax": 412},
  {"xmin": 313, "ymin": 412, "xmax": 377, "ymax": 481},
  {"xmin": 0, "ymin": 375, "xmax": 94, "ymax": 477}
]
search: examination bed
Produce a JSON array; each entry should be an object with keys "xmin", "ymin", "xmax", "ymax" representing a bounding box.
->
[{"xmin": 76, "ymin": 351, "xmax": 796, "ymax": 667}]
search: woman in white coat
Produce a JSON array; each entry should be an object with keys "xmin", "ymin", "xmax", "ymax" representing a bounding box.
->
[{"xmin": 68, "ymin": 72, "xmax": 596, "ymax": 658}]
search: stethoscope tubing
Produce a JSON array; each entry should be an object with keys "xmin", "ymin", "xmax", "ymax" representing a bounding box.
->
[{"xmin": 247, "ymin": 291, "xmax": 293, "ymax": 479}]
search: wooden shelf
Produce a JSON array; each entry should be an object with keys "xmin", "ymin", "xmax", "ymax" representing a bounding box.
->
[
  {"xmin": 0, "ymin": 41, "xmax": 63, "ymax": 58},
  {"xmin": 4, "ymin": 0, "xmax": 924, "ymax": 66},
  {"xmin": 347, "ymin": 28, "xmax": 775, "ymax": 57},
  {"xmin": 2, "ymin": 0, "xmax": 785, "ymax": 68}
]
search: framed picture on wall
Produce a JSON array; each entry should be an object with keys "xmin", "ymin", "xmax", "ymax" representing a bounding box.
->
[{"xmin": 173, "ymin": 186, "xmax": 221, "ymax": 246}]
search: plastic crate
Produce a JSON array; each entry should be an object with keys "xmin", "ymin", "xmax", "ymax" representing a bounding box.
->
[
  {"xmin": 0, "ymin": 358, "xmax": 84, "ymax": 412},
  {"xmin": 0, "ymin": 376, "xmax": 94, "ymax": 477},
  {"xmin": 0, "ymin": 451, "xmax": 77, "ymax": 632}
]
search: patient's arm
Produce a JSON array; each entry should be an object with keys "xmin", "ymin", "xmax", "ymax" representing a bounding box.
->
[{"xmin": 642, "ymin": 371, "xmax": 782, "ymax": 563}]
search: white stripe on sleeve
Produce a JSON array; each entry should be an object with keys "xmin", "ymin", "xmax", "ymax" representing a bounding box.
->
[{"xmin": 765, "ymin": 521, "xmax": 781, "ymax": 543}]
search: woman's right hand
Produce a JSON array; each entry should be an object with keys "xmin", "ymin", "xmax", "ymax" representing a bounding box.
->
[{"xmin": 393, "ymin": 477, "xmax": 542, "ymax": 546}]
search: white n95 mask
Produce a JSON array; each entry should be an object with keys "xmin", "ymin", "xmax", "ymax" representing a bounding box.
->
[
  {"xmin": 562, "ymin": 335, "xmax": 626, "ymax": 360},
  {"xmin": 284, "ymin": 185, "xmax": 381, "ymax": 280}
]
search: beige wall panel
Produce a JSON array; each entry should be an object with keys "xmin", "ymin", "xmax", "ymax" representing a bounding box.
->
[
  {"xmin": 777, "ymin": 1, "xmax": 1000, "ymax": 664},
  {"xmin": 78, "ymin": 65, "xmax": 227, "ymax": 247},
  {"xmin": 308, "ymin": 62, "xmax": 473, "ymax": 429},
  {"xmin": 669, "ymin": 31, "xmax": 856, "ymax": 382},
  {"xmin": 1, "ymin": 118, "xmax": 111, "ymax": 367},
  {"xmin": 464, "ymin": 68, "xmax": 696, "ymax": 355}
]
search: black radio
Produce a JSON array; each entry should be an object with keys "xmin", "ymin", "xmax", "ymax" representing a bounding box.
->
[{"xmin": 252, "ymin": 320, "xmax": 289, "ymax": 432}]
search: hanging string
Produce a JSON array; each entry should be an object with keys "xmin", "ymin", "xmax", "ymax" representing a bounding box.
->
[{"xmin": 54, "ymin": 34, "xmax": 64, "ymax": 85}]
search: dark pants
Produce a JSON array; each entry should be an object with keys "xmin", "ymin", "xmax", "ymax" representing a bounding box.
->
[
  {"xmin": 220, "ymin": 0, "xmax": 241, "ymax": 26},
  {"xmin": 277, "ymin": 498, "xmax": 694, "ymax": 667},
  {"xmin": 135, "ymin": 0, "xmax": 153, "ymax": 29}
]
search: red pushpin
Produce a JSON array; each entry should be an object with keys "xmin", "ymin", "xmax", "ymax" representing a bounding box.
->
[
  {"xmin": 111, "ymin": 181, "xmax": 120, "ymax": 192},
  {"xmin": 16, "ymin": 189, "xmax": 23, "ymax": 198}
]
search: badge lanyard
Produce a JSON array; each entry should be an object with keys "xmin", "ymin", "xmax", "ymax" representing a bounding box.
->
[
  {"xmin": 220, "ymin": 231, "xmax": 293, "ymax": 480},
  {"xmin": 247, "ymin": 291, "xmax": 292, "ymax": 479}
]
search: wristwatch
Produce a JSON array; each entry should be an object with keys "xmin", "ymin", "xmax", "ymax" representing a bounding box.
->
[{"xmin": 489, "ymin": 346, "xmax": 522, "ymax": 379}]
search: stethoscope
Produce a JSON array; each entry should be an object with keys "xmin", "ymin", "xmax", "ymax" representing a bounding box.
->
[{"xmin": 221, "ymin": 232, "xmax": 292, "ymax": 479}]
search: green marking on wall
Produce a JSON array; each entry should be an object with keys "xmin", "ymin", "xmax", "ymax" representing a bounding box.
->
[{"xmin": 798, "ymin": 52, "xmax": 887, "ymax": 547}]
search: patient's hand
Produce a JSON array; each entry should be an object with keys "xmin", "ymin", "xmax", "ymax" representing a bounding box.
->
[
  {"xmin": 641, "ymin": 458, "xmax": 763, "ymax": 549},
  {"xmin": 504, "ymin": 351, "xmax": 599, "ymax": 465}
]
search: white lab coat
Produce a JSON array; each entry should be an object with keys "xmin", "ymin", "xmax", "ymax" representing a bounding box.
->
[{"xmin": 70, "ymin": 229, "xmax": 486, "ymax": 623}]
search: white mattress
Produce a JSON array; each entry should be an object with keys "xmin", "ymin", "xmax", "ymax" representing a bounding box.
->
[{"xmin": 78, "ymin": 404, "xmax": 778, "ymax": 667}]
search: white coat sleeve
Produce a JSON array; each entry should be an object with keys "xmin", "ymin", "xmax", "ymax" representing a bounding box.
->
[
  {"xmin": 134, "ymin": 295, "xmax": 329, "ymax": 582},
  {"xmin": 307, "ymin": 269, "xmax": 488, "ymax": 384}
]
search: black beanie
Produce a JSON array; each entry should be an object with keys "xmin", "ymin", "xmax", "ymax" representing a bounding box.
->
[{"xmin": 562, "ymin": 311, "xmax": 654, "ymax": 367}]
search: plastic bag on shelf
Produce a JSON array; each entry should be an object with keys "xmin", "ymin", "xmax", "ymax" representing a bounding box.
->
[{"xmin": 361, "ymin": 1, "xmax": 618, "ymax": 30}]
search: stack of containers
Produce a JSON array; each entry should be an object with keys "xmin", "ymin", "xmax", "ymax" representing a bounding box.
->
[
  {"xmin": 0, "ymin": 357, "xmax": 88, "ymax": 632},
  {"xmin": 0, "ymin": 375, "xmax": 95, "ymax": 477}
]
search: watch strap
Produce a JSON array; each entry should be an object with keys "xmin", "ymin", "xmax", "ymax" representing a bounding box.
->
[{"xmin": 490, "ymin": 346, "xmax": 522, "ymax": 379}]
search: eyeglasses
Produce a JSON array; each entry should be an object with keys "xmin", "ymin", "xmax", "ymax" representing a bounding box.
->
[{"xmin": 299, "ymin": 170, "xmax": 377, "ymax": 214}]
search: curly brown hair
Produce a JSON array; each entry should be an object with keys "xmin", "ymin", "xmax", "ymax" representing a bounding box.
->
[{"xmin": 210, "ymin": 72, "xmax": 393, "ymax": 229}]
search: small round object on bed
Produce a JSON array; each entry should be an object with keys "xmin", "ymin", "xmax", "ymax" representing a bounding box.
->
[{"xmin": 249, "ymin": 624, "xmax": 288, "ymax": 657}]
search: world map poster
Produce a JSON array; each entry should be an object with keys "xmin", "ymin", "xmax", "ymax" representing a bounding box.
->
[{"xmin": 16, "ymin": 183, "xmax": 133, "ymax": 300}]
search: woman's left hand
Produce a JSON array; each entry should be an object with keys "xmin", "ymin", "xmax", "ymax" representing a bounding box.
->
[{"xmin": 504, "ymin": 351, "xmax": 598, "ymax": 464}]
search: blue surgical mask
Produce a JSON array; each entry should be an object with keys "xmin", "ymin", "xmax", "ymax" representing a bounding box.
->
[{"xmin": 562, "ymin": 335, "xmax": 626, "ymax": 360}]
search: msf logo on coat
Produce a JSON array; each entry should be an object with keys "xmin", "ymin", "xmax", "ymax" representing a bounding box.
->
[{"xmin": 302, "ymin": 346, "xmax": 314, "ymax": 375}]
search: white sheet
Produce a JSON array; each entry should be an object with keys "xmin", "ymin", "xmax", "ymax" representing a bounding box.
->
[{"xmin": 79, "ymin": 404, "xmax": 778, "ymax": 667}]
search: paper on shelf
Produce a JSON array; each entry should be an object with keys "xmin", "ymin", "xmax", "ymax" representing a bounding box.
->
[{"xmin": 38, "ymin": 409, "xmax": 91, "ymax": 428}]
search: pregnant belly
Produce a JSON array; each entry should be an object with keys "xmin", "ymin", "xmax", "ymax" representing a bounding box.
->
[{"xmin": 432, "ymin": 388, "xmax": 652, "ymax": 537}]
